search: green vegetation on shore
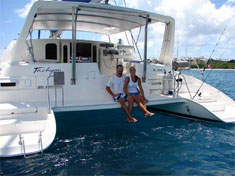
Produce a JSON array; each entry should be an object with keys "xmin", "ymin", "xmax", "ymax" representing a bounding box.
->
[{"xmin": 189, "ymin": 58, "xmax": 235, "ymax": 69}]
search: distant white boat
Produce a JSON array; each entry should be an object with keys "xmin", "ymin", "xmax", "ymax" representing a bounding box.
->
[{"xmin": 0, "ymin": 0, "xmax": 234, "ymax": 158}]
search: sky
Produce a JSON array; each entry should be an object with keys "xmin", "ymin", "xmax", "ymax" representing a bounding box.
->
[{"xmin": 0, "ymin": 0, "xmax": 235, "ymax": 60}]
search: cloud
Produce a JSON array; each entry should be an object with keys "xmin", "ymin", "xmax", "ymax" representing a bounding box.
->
[
  {"xmin": 227, "ymin": 0, "xmax": 235, "ymax": 3},
  {"xmin": 15, "ymin": 0, "xmax": 37, "ymax": 18},
  {"xmin": 0, "ymin": 49, "xmax": 4, "ymax": 57},
  {"xmin": 110, "ymin": 0, "xmax": 235, "ymax": 59},
  {"xmin": 153, "ymin": 0, "xmax": 235, "ymax": 58}
]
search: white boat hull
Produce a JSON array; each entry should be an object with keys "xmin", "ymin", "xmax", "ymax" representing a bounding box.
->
[{"xmin": 0, "ymin": 108, "xmax": 56, "ymax": 157}]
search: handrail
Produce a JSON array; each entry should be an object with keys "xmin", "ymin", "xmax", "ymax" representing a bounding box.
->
[
  {"xmin": 181, "ymin": 73, "xmax": 192, "ymax": 100},
  {"xmin": 47, "ymin": 73, "xmax": 64, "ymax": 113},
  {"xmin": 47, "ymin": 75, "xmax": 53, "ymax": 113},
  {"xmin": 174, "ymin": 72, "xmax": 192, "ymax": 100}
]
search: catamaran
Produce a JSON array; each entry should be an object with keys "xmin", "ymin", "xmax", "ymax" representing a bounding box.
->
[{"xmin": 0, "ymin": 0, "xmax": 234, "ymax": 157}]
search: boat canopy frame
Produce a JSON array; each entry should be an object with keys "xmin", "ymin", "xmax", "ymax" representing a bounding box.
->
[
  {"xmin": 10, "ymin": 1, "xmax": 175, "ymax": 75},
  {"xmin": 30, "ymin": 2, "xmax": 162, "ymax": 34}
]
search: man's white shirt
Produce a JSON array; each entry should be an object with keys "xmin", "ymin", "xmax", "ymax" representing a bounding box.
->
[{"xmin": 106, "ymin": 74, "xmax": 127, "ymax": 94}]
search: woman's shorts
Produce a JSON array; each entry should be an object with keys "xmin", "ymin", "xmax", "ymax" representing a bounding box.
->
[{"xmin": 129, "ymin": 92, "xmax": 140, "ymax": 97}]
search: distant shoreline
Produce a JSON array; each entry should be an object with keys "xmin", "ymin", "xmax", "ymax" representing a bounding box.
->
[{"xmin": 191, "ymin": 68, "xmax": 235, "ymax": 70}]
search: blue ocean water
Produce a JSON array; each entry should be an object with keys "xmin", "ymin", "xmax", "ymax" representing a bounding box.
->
[
  {"xmin": 0, "ymin": 70, "xmax": 235, "ymax": 175},
  {"xmin": 183, "ymin": 69, "xmax": 235, "ymax": 100}
]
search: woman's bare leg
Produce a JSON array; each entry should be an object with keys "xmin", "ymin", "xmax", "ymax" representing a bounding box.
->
[
  {"xmin": 127, "ymin": 96, "xmax": 134, "ymax": 114},
  {"xmin": 133, "ymin": 96, "xmax": 154, "ymax": 117}
]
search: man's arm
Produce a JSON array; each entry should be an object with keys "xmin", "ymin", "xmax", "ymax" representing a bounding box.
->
[
  {"xmin": 106, "ymin": 86, "xmax": 120, "ymax": 98},
  {"xmin": 106, "ymin": 86, "xmax": 114, "ymax": 97}
]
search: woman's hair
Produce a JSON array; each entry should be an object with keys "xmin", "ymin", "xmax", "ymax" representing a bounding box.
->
[
  {"xmin": 129, "ymin": 66, "xmax": 138, "ymax": 81},
  {"xmin": 129, "ymin": 66, "xmax": 136, "ymax": 71}
]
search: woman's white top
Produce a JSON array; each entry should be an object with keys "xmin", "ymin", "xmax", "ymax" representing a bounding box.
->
[{"xmin": 127, "ymin": 76, "xmax": 138, "ymax": 93}]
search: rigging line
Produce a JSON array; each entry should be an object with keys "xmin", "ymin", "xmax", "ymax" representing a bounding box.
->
[
  {"xmin": 192, "ymin": 25, "xmax": 227, "ymax": 100},
  {"xmin": 203, "ymin": 25, "xmax": 227, "ymax": 71},
  {"xmin": 109, "ymin": 0, "xmax": 130, "ymax": 45},
  {"xmin": 130, "ymin": 30, "xmax": 135, "ymax": 47},
  {"xmin": 122, "ymin": 0, "xmax": 131, "ymax": 46},
  {"xmin": 112, "ymin": 0, "xmax": 142, "ymax": 60},
  {"xmin": 123, "ymin": 0, "xmax": 143, "ymax": 60},
  {"xmin": 195, "ymin": 59, "xmax": 205, "ymax": 81},
  {"xmin": 112, "ymin": 0, "xmax": 130, "ymax": 46},
  {"xmin": 129, "ymin": 30, "xmax": 143, "ymax": 61},
  {"xmin": 111, "ymin": 0, "xmax": 130, "ymax": 45},
  {"xmin": 136, "ymin": 26, "xmax": 142, "ymax": 43},
  {"xmin": 192, "ymin": 66, "xmax": 213, "ymax": 100},
  {"xmin": 123, "ymin": 0, "xmax": 127, "ymax": 7},
  {"xmin": 125, "ymin": 31, "xmax": 131, "ymax": 45},
  {"xmin": 219, "ymin": 40, "xmax": 235, "ymax": 59},
  {"xmin": 194, "ymin": 58, "xmax": 204, "ymax": 80}
]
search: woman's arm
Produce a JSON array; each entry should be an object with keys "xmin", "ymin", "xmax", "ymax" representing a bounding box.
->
[
  {"xmin": 138, "ymin": 78, "xmax": 148, "ymax": 102},
  {"xmin": 123, "ymin": 77, "xmax": 130, "ymax": 96},
  {"xmin": 138, "ymin": 78, "xmax": 144, "ymax": 97}
]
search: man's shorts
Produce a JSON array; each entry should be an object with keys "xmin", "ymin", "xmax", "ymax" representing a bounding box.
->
[{"xmin": 113, "ymin": 93, "xmax": 127, "ymax": 102}]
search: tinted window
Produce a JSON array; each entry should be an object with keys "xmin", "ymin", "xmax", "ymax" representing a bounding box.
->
[
  {"xmin": 76, "ymin": 43, "xmax": 91, "ymax": 58},
  {"xmin": 46, "ymin": 43, "xmax": 57, "ymax": 60},
  {"xmin": 63, "ymin": 45, "xmax": 68, "ymax": 63},
  {"xmin": 93, "ymin": 45, "xmax": 97, "ymax": 62}
]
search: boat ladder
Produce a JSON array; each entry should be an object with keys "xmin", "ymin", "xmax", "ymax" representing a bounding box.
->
[{"xmin": 19, "ymin": 131, "xmax": 43, "ymax": 158}]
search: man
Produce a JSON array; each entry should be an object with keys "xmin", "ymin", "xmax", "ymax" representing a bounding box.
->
[{"xmin": 106, "ymin": 65, "xmax": 137, "ymax": 123}]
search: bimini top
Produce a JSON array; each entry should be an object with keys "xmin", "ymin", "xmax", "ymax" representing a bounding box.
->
[
  {"xmin": 8, "ymin": 0, "xmax": 175, "ymax": 64},
  {"xmin": 25, "ymin": 1, "xmax": 174, "ymax": 35}
]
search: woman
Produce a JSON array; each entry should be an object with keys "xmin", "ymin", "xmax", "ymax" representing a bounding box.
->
[{"xmin": 123, "ymin": 66, "xmax": 154, "ymax": 118}]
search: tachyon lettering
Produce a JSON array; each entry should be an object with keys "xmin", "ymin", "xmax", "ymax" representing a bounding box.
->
[{"xmin": 33, "ymin": 67, "xmax": 61, "ymax": 75}]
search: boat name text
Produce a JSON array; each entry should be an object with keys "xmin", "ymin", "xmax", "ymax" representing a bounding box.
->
[
  {"xmin": 153, "ymin": 68, "xmax": 165, "ymax": 72},
  {"xmin": 33, "ymin": 67, "xmax": 61, "ymax": 75}
]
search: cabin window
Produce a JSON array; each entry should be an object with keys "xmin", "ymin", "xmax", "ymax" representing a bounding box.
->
[
  {"xmin": 76, "ymin": 43, "xmax": 91, "ymax": 58},
  {"xmin": 93, "ymin": 45, "xmax": 97, "ymax": 62},
  {"xmin": 0, "ymin": 82, "xmax": 16, "ymax": 87},
  {"xmin": 45, "ymin": 43, "xmax": 57, "ymax": 60},
  {"xmin": 70, "ymin": 43, "xmax": 92, "ymax": 62},
  {"xmin": 63, "ymin": 45, "xmax": 68, "ymax": 63}
]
